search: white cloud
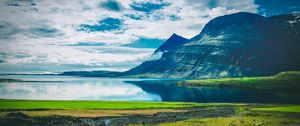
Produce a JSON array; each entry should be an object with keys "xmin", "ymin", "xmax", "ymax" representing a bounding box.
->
[
  {"xmin": 1, "ymin": 42, "xmax": 154, "ymax": 71},
  {"xmin": 0, "ymin": 0, "xmax": 259, "ymax": 72}
]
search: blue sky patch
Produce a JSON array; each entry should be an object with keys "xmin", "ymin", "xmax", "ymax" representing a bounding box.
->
[
  {"xmin": 99, "ymin": 0, "xmax": 123, "ymax": 12},
  {"xmin": 255, "ymin": 0, "xmax": 300, "ymax": 16},
  {"xmin": 123, "ymin": 37, "xmax": 165, "ymax": 48},
  {"xmin": 168, "ymin": 15, "xmax": 181, "ymax": 21},
  {"xmin": 79, "ymin": 17, "xmax": 123, "ymax": 32}
]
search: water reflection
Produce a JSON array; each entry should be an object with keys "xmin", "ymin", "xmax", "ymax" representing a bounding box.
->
[
  {"xmin": 0, "ymin": 75, "xmax": 161, "ymax": 101},
  {"xmin": 125, "ymin": 80, "xmax": 299, "ymax": 104},
  {"xmin": 0, "ymin": 75, "xmax": 298, "ymax": 104}
]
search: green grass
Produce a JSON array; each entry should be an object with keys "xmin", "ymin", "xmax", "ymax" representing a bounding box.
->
[
  {"xmin": 154, "ymin": 116, "xmax": 300, "ymax": 126},
  {"xmin": 252, "ymin": 105, "xmax": 300, "ymax": 113},
  {"xmin": 0, "ymin": 100, "xmax": 201, "ymax": 110},
  {"xmin": 147, "ymin": 105, "xmax": 300, "ymax": 126},
  {"xmin": 0, "ymin": 100, "xmax": 247, "ymax": 110},
  {"xmin": 179, "ymin": 71, "xmax": 300, "ymax": 92}
]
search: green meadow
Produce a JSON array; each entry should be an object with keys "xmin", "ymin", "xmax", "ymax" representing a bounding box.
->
[
  {"xmin": 0, "ymin": 100, "xmax": 201, "ymax": 110},
  {"xmin": 1, "ymin": 100, "xmax": 300, "ymax": 125},
  {"xmin": 252, "ymin": 105, "xmax": 300, "ymax": 113}
]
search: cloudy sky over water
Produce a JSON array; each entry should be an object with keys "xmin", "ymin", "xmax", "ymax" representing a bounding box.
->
[{"xmin": 0, "ymin": 0, "xmax": 299, "ymax": 73}]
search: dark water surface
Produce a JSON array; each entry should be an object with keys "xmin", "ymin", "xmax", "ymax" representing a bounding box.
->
[{"xmin": 0, "ymin": 75, "xmax": 297, "ymax": 103}]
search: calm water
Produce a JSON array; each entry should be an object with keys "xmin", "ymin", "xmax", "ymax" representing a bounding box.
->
[{"xmin": 0, "ymin": 75, "xmax": 297, "ymax": 103}]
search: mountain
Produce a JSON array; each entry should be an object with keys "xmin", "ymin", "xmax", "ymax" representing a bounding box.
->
[
  {"xmin": 60, "ymin": 70, "xmax": 122, "ymax": 77},
  {"xmin": 124, "ymin": 12, "xmax": 300, "ymax": 78}
]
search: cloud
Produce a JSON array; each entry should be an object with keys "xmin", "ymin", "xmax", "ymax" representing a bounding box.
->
[
  {"xmin": 146, "ymin": 51, "xmax": 163, "ymax": 61},
  {"xmin": 0, "ymin": 53, "xmax": 5, "ymax": 63},
  {"xmin": 66, "ymin": 42, "xmax": 107, "ymax": 46},
  {"xmin": 0, "ymin": 42, "xmax": 155, "ymax": 72},
  {"xmin": 29, "ymin": 27, "xmax": 63, "ymax": 37},
  {"xmin": 1, "ymin": 0, "xmax": 36, "ymax": 7},
  {"xmin": 0, "ymin": 21, "xmax": 20, "ymax": 38},
  {"xmin": 0, "ymin": 0, "xmax": 260, "ymax": 73}
]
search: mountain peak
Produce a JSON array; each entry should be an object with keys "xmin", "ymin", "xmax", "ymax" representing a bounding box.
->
[
  {"xmin": 154, "ymin": 33, "xmax": 189, "ymax": 54},
  {"xmin": 170, "ymin": 33, "xmax": 180, "ymax": 37}
]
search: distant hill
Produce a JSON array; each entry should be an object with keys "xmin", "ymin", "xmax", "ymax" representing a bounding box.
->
[{"xmin": 60, "ymin": 71, "xmax": 122, "ymax": 77}]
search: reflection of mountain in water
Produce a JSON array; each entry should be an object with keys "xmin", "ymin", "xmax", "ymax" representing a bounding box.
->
[{"xmin": 124, "ymin": 80, "xmax": 299, "ymax": 104}]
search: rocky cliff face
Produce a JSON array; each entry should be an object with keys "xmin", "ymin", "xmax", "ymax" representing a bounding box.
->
[{"xmin": 124, "ymin": 12, "xmax": 300, "ymax": 78}]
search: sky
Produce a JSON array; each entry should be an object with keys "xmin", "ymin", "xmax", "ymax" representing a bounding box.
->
[{"xmin": 0, "ymin": 0, "xmax": 299, "ymax": 74}]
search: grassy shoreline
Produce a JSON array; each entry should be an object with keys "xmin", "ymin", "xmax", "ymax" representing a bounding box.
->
[
  {"xmin": 0, "ymin": 100, "xmax": 247, "ymax": 110},
  {"xmin": 177, "ymin": 71, "xmax": 300, "ymax": 92}
]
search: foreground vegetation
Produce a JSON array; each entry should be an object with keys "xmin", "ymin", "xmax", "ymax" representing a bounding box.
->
[
  {"xmin": 0, "ymin": 100, "xmax": 203, "ymax": 110},
  {"xmin": 156, "ymin": 115, "xmax": 300, "ymax": 126},
  {"xmin": 251, "ymin": 105, "xmax": 300, "ymax": 113},
  {"xmin": 178, "ymin": 71, "xmax": 300, "ymax": 92},
  {"xmin": 0, "ymin": 100, "xmax": 299, "ymax": 126},
  {"xmin": 134, "ymin": 105, "xmax": 300, "ymax": 126}
]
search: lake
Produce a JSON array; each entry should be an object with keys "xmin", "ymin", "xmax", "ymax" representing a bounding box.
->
[{"xmin": 0, "ymin": 75, "xmax": 298, "ymax": 103}]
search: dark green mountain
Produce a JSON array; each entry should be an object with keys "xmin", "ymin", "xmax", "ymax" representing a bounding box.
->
[{"xmin": 124, "ymin": 12, "xmax": 300, "ymax": 78}]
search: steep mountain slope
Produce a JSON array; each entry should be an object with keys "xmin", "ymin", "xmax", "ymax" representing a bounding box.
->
[{"xmin": 124, "ymin": 12, "xmax": 300, "ymax": 78}]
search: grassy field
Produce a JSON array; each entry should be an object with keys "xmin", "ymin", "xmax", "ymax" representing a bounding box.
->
[
  {"xmin": 0, "ymin": 100, "xmax": 242, "ymax": 120},
  {"xmin": 178, "ymin": 71, "xmax": 300, "ymax": 92},
  {"xmin": 131, "ymin": 105, "xmax": 300, "ymax": 126},
  {"xmin": 0, "ymin": 109, "xmax": 189, "ymax": 117},
  {"xmin": 155, "ymin": 116, "xmax": 300, "ymax": 126},
  {"xmin": 0, "ymin": 100, "xmax": 246, "ymax": 110},
  {"xmin": 1, "ymin": 100, "xmax": 299, "ymax": 125},
  {"xmin": 252, "ymin": 105, "xmax": 300, "ymax": 113},
  {"xmin": 0, "ymin": 100, "xmax": 196, "ymax": 117},
  {"xmin": 0, "ymin": 100, "xmax": 202, "ymax": 110}
]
